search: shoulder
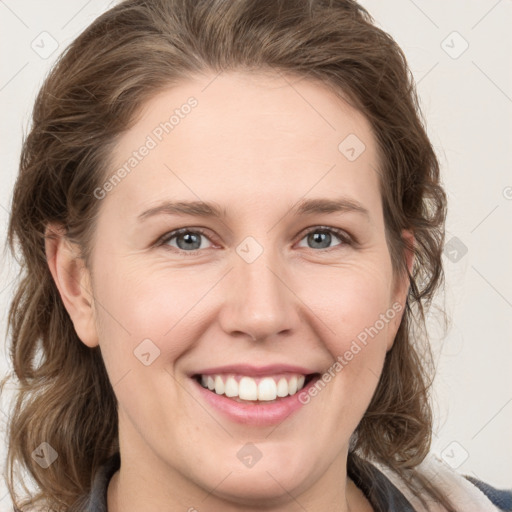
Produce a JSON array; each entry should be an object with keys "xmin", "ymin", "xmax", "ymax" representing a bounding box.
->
[
  {"xmin": 464, "ymin": 475, "xmax": 512, "ymax": 512},
  {"xmin": 74, "ymin": 452, "xmax": 120, "ymax": 512},
  {"xmin": 370, "ymin": 453, "xmax": 512, "ymax": 512}
]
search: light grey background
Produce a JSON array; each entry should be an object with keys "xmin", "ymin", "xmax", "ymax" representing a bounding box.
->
[{"xmin": 1, "ymin": 0, "xmax": 511, "ymax": 506}]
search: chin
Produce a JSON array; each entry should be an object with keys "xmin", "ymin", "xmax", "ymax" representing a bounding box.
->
[
  {"xmin": 205, "ymin": 474, "xmax": 300, "ymax": 508},
  {"xmin": 193, "ymin": 449, "xmax": 316, "ymax": 506}
]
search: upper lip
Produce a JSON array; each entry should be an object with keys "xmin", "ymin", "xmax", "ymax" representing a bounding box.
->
[{"xmin": 191, "ymin": 364, "xmax": 319, "ymax": 377}]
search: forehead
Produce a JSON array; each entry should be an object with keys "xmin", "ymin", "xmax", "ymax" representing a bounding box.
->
[{"xmin": 103, "ymin": 71, "xmax": 382, "ymax": 220}]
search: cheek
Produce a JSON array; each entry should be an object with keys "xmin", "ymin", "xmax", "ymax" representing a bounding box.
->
[
  {"xmin": 92, "ymin": 257, "xmax": 214, "ymax": 353},
  {"xmin": 90, "ymin": 260, "xmax": 210, "ymax": 427},
  {"xmin": 276, "ymin": 261, "xmax": 397, "ymax": 448},
  {"xmin": 296, "ymin": 259, "xmax": 396, "ymax": 399},
  {"xmin": 293, "ymin": 257, "xmax": 396, "ymax": 345}
]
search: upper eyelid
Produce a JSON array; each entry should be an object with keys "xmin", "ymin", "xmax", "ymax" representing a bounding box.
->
[
  {"xmin": 158, "ymin": 225, "xmax": 353, "ymax": 249},
  {"xmin": 158, "ymin": 227, "xmax": 215, "ymax": 245}
]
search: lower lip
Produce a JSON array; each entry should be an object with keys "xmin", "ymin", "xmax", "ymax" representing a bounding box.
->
[{"xmin": 192, "ymin": 377, "xmax": 319, "ymax": 426}]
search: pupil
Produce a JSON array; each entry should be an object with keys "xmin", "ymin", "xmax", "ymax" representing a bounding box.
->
[
  {"xmin": 310, "ymin": 231, "xmax": 330, "ymax": 249},
  {"xmin": 178, "ymin": 232, "xmax": 200, "ymax": 250}
]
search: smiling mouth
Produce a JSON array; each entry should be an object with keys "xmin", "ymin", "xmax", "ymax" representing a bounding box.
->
[{"xmin": 193, "ymin": 373, "xmax": 319, "ymax": 403}]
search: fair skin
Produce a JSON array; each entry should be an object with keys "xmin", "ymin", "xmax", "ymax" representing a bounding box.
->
[{"xmin": 46, "ymin": 71, "xmax": 413, "ymax": 511}]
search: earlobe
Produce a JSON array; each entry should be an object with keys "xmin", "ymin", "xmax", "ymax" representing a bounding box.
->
[{"xmin": 45, "ymin": 224, "xmax": 99, "ymax": 348}]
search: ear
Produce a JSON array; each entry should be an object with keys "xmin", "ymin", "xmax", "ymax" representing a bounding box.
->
[
  {"xmin": 386, "ymin": 228, "xmax": 415, "ymax": 350},
  {"xmin": 45, "ymin": 224, "xmax": 99, "ymax": 348}
]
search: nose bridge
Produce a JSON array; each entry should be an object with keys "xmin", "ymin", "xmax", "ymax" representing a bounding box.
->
[{"xmin": 221, "ymin": 236, "xmax": 297, "ymax": 340}]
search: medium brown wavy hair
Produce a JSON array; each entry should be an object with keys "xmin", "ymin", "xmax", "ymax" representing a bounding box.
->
[{"xmin": 2, "ymin": 0, "xmax": 449, "ymax": 510}]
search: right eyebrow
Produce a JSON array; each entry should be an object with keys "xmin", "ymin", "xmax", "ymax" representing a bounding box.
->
[{"xmin": 137, "ymin": 200, "xmax": 227, "ymax": 222}]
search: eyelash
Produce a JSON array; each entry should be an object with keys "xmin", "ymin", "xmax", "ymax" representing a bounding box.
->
[{"xmin": 156, "ymin": 226, "xmax": 354, "ymax": 255}]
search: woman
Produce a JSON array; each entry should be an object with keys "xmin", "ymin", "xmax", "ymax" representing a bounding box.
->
[{"xmin": 2, "ymin": 0, "xmax": 511, "ymax": 511}]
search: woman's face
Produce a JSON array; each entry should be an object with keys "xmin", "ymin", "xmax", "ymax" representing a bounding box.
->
[{"xmin": 84, "ymin": 71, "xmax": 410, "ymax": 506}]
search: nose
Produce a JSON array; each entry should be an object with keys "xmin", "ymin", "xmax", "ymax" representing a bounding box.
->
[{"xmin": 217, "ymin": 245, "xmax": 300, "ymax": 342}]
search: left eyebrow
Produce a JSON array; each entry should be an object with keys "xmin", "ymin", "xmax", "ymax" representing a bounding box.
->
[{"xmin": 292, "ymin": 197, "xmax": 370, "ymax": 218}]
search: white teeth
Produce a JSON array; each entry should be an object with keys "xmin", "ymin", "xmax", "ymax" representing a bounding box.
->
[
  {"xmin": 224, "ymin": 376, "xmax": 238, "ymax": 397},
  {"xmin": 288, "ymin": 376, "xmax": 298, "ymax": 395},
  {"xmin": 258, "ymin": 377, "xmax": 277, "ymax": 401},
  {"xmin": 276, "ymin": 378, "xmax": 288, "ymax": 398},
  {"xmin": 214, "ymin": 375, "xmax": 225, "ymax": 395},
  {"xmin": 239, "ymin": 376, "xmax": 258, "ymax": 400},
  {"xmin": 198, "ymin": 373, "xmax": 308, "ymax": 401}
]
